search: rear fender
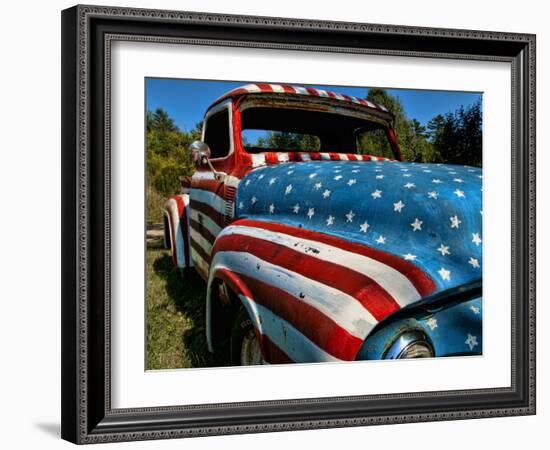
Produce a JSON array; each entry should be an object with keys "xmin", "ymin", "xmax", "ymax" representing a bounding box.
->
[{"xmin": 163, "ymin": 194, "xmax": 193, "ymax": 269}]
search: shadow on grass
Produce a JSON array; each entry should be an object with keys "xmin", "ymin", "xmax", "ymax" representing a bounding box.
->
[{"xmin": 151, "ymin": 248, "xmax": 228, "ymax": 368}]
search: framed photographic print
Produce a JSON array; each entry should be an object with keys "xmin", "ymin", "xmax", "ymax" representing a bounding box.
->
[{"xmin": 61, "ymin": 4, "xmax": 536, "ymax": 444}]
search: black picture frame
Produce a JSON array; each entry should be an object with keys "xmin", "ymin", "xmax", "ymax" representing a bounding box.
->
[{"xmin": 61, "ymin": 4, "xmax": 536, "ymax": 444}]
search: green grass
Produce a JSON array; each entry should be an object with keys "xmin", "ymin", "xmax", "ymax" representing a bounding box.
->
[{"xmin": 146, "ymin": 241, "xmax": 227, "ymax": 369}]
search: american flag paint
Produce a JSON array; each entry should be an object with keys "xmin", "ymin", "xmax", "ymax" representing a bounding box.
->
[{"xmin": 162, "ymin": 84, "xmax": 482, "ymax": 364}]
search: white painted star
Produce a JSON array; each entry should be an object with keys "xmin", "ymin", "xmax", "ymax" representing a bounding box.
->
[
  {"xmin": 454, "ymin": 178, "xmax": 464, "ymax": 183},
  {"xmin": 269, "ymin": 177, "xmax": 277, "ymax": 185},
  {"xmin": 472, "ymin": 233, "xmax": 482, "ymax": 246},
  {"xmin": 437, "ymin": 244, "xmax": 450, "ymax": 256},
  {"xmin": 284, "ymin": 184, "xmax": 293, "ymax": 195},
  {"xmin": 269, "ymin": 204, "xmax": 275, "ymax": 214},
  {"xmin": 454, "ymin": 189, "xmax": 465, "ymax": 198},
  {"xmin": 251, "ymin": 196, "xmax": 258, "ymax": 204},
  {"xmin": 403, "ymin": 253, "xmax": 417, "ymax": 261},
  {"xmin": 376, "ymin": 174, "xmax": 385, "ymax": 179},
  {"xmin": 465, "ymin": 334, "xmax": 478, "ymax": 351},
  {"xmin": 422, "ymin": 169, "xmax": 432, "ymax": 173},
  {"xmin": 238, "ymin": 201, "xmax": 244, "ymax": 210},
  {"xmin": 359, "ymin": 221, "xmax": 370, "ymax": 233},
  {"xmin": 411, "ymin": 218, "xmax": 423, "ymax": 231},
  {"xmin": 376, "ymin": 235, "xmax": 386, "ymax": 244},
  {"xmin": 347, "ymin": 178, "xmax": 357, "ymax": 186},
  {"xmin": 309, "ymin": 172, "xmax": 318, "ymax": 179},
  {"xmin": 351, "ymin": 169, "xmax": 360, "ymax": 173},
  {"xmin": 257, "ymin": 174, "xmax": 265, "ymax": 180},
  {"xmin": 371, "ymin": 189, "xmax": 382, "ymax": 199},
  {"xmin": 450, "ymin": 215, "xmax": 462, "ymax": 229},
  {"xmin": 432, "ymin": 179, "xmax": 443, "ymax": 184},
  {"xmin": 322, "ymin": 189, "xmax": 331, "ymax": 199},
  {"xmin": 427, "ymin": 191, "xmax": 438, "ymax": 199},
  {"xmin": 345, "ymin": 210, "xmax": 355, "ymax": 222},
  {"xmin": 470, "ymin": 305, "xmax": 481, "ymax": 315},
  {"xmin": 469, "ymin": 257, "xmax": 480, "ymax": 268},
  {"xmin": 404, "ymin": 182, "xmax": 416, "ymax": 189},
  {"xmin": 393, "ymin": 200, "xmax": 405, "ymax": 213},
  {"xmin": 326, "ymin": 215, "xmax": 335, "ymax": 226},
  {"xmin": 307, "ymin": 208, "xmax": 315, "ymax": 219},
  {"xmin": 403, "ymin": 173, "xmax": 412, "ymax": 177},
  {"xmin": 292, "ymin": 204, "xmax": 300, "ymax": 214},
  {"xmin": 426, "ymin": 317, "xmax": 438, "ymax": 330},
  {"xmin": 313, "ymin": 182, "xmax": 322, "ymax": 190},
  {"xmin": 438, "ymin": 267, "xmax": 451, "ymax": 281},
  {"xmin": 334, "ymin": 175, "xmax": 343, "ymax": 180},
  {"xmin": 245, "ymin": 179, "xmax": 251, "ymax": 186},
  {"xmin": 287, "ymin": 170, "xmax": 294, "ymax": 175}
]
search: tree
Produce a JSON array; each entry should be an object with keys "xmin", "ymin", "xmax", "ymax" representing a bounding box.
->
[{"xmin": 427, "ymin": 100, "xmax": 482, "ymax": 167}]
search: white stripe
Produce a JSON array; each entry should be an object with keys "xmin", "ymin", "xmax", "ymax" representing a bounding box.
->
[
  {"xmin": 189, "ymin": 209, "xmax": 222, "ymax": 237},
  {"xmin": 244, "ymin": 83, "xmax": 262, "ymax": 93},
  {"xmin": 191, "ymin": 247, "xmax": 209, "ymax": 275},
  {"xmin": 238, "ymin": 295, "xmax": 341, "ymax": 362},
  {"xmin": 277, "ymin": 153, "xmax": 290, "ymax": 163},
  {"xmin": 293, "ymin": 86, "xmax": 308, "ymax": 95},
  {"xmin": 211, "ymin": 250, "xmax": 377, "ymax": 339},
  {"xmin": 355, "ymin": 154, "xmax": 365, "ymax": 161},
  {"xmin": 320, "ymin": 153, "xmax": 332, "ymax": 160},
  {"xmin": 190, "ymin": 189, "xmax": 225, "ymax": 215},
  {"xmin": 251, "ymin": 153, "xmax": 266, "ymax": 167},
  {"xmin": 365, "ymin": 100, "xmax": 377, "ymax": 108},
  {"xmin": 339, "ymin": 154, "xmax": 349, "ymax": 160},
  {"xmin": 333, "ymin": 93, "xmax": 346, "ymax": 100},
  {"xmin": 189, "ymin": 227, "xmax": 213, "ymax": 255},
  {"xmin": 222, "ymin": 224, "xmax": 422, "ymax": 308},
  {"xmin": 165, "ymin": 198, "xmax": 186, "ymax": 268},
  {"xmin": 315, "ymin": 89, "xmax": 329, "ymax": 97},
  {"xmin": 300, "ymin": 153, "xmax": 311, "ymax": 161},
  {"xmin": 269, "ymin": 84, "xmax": 285, "ymax": 93},
  {"xmin": 191, "ymin": 170, "xmax": 242, "ymax": 189},
  {"xmin": 350, "ymin": 96, "xmax": 361, "ymax": 104}
]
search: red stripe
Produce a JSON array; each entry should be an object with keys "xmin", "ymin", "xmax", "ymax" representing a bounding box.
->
[
  {"xmin": 189, "ymin": 218, "xmax": 216, "ymax": 246},
  {"xmin": 309, "ymin": 152, "xmax": 322, "ymax": 160},
  {"xmin": 254, "ymin": 83, "xmax": 273, "ymax": 93},
  {"xmin": 190, "ymin": 179, "xmax": 222, "ymax": 194},
  {"xmin": 260, "ymin": 334, "xmax": 293, "ymax": 364},
  {"xmin": 214, "ymin": 233, "xmax": 400, "ymax": 322},
  {"xmin": 305, "ymin": 87, "xmax": 318, "ymax": 96},
  {"xmin": 230, "ymin": 220, "xmax": 436, "ymax": 297},
  {"xmin": 190, "ymin": 199, "xmax": 224, "ymax": 227},
  {"xmin": 264, "ymin": 153, "xmax": 279, "ymax": 165},
  {"xmin": 172, "ymin": 195, "xmax": 190, "ymax": 268},
  {"xmin": 237, "ymin": 273, "xmax": 364, "ymax": 360},
  {"xmin": 328, "ymin": 152, "xmax": 341, "ymax": 161},
  {"xmin": 189, "ymin": 234, "xmax": 211, "ymax": 264},
  {"xmin": 281, "ymin": 84, "xmax": 296, "ymax": 94},
  {"xmin": 327, "ymin": 91, "xmax": 337, "ymax": 99},
  {"xmin": 214, "ymin": 268, "xmax": 358, "ymax": 361},
  {"xmin": 347, "ymin": 154, "xmax": 358, "ymax": 161},
  {"xmin": 341, "ymin": 94, "xmax": 353, "ymax": 102}
]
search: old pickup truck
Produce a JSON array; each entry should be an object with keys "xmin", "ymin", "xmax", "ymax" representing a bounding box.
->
[{"xmin": 163, "ymin": 83, "xmax": 482, "ymax": 366}]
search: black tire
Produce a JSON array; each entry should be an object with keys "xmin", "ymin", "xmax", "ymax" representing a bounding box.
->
[{"xmin": 230, "ymin": 308, "xmax": 262, "ymax": 366}]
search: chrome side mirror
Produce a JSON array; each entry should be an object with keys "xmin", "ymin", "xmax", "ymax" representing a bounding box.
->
[{"xmin": 189, "ymin": 141, "xmax": 211, "ymax": 166}]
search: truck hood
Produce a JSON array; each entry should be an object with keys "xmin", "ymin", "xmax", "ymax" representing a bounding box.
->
[{"xmin": 235, "ymin": 160, "xmax": 482, "ymax": 294}]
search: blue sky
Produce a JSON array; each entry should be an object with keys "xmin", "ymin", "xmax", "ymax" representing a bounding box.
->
[{"xmin": 145, "ymin": 78, "xmax": 482, "ymax": 133}]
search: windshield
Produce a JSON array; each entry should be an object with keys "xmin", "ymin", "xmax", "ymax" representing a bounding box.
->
[{"xmin": 240, "ymin": 106, "xmax": 396, "ymax": 159}]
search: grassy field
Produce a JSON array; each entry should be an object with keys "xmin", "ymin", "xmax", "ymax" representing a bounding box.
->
[{"xmin": 146, "ymin": 240, "xmax": 226, "ymax": 370}]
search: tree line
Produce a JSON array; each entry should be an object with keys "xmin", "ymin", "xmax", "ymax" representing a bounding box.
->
[{"xmin": 146, "ymin": 89, "xmax": 482, "ymax": 222}]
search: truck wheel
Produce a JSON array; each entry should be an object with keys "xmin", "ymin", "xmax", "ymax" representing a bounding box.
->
[{"xmin": 230, "ymin": 308, "xmax": 263, "ymax": 366}]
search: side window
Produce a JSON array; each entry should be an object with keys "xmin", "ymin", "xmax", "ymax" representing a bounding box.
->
[{"xmin": 203, "ymin": 109, "xmax": 231, "ymax": 158}]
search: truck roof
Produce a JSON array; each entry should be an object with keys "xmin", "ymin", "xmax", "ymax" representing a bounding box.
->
[{"xmin": 209, "ymin": 83, "xmax": 392, "ymax": 116}]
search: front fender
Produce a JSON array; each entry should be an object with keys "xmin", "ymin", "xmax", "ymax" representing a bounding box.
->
[{"xmin": 163, "ymin": 194, "xmax": 192, "ymax": 269}]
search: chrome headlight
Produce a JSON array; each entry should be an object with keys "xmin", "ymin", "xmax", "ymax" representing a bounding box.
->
[{"xmin": 384, "ymin": 331, "xmax": 434, "ymax": 359}]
